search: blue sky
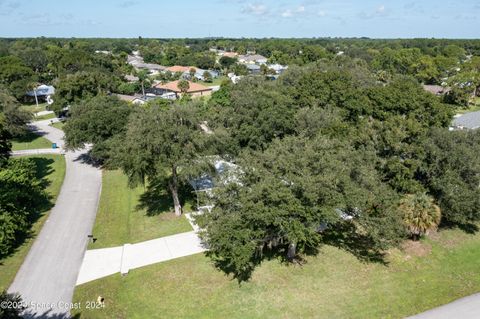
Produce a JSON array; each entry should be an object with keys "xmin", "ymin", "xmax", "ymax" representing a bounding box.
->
[{"xmin": 0, "ymin": 0, "xmax": 479, "ymax": 38}]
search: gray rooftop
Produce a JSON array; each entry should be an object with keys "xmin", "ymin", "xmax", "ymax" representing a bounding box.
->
[{"xmin": 452, "ymin": 111, "xmax": 480, "ymax": 129}]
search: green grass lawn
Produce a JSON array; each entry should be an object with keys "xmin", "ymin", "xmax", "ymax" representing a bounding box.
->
[
  {"xmin": 88, "ymin": 170, "xmax": 193, "ymax": 249},
  {"xmin": 20, "ymin": 102, "xmax": 48, "ymax": 114},
  {"xmin": 197, "ymin": 76, "xmax": 228, "ymax": 87},
  {"xmin": 0, "ymin": 155, "xmax": 66, "ymax": 291},
  {"xmin": 455, "ymin": 97, "xmax": 480, "ymax": 114},
  {"xmin": 34, "ymin": 112, "xmax": 56, "ymax": 121},
  {"xmin": 50, "ymin": 121, "xmax": 65, "ymax": 130},
  {"xmin": 11, "ymin": 131, "xmax": 53, "ymax": 151},
  {"xmin": 74, "ymin": 227, "xmax": 480, "ymax": 319}
]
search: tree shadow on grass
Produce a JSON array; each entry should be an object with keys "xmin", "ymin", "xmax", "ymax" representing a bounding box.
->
[
  {"xmin": 439, "ymin": 220, "xmax": 479, "ymax": 234},
  {"xmin": 29, "ymin": 157, "xmax": 55, "ymax": 192},
  {"xmin": 321, "ymin": 222, "xmax": 388, "ymax": 265},
  {"xmin": 206, "ymin": 241, "xmax": 321, "ymax": 283},
  {"xmin": 137, "ymin": 177, "xmax": 172, "ymax": 216},
  {"xmin": 12, "ymin": 130, "xmax": 47, "ymax": 143},
  {"xmin": 137, "ymin": 177, "xmax": 197, "ymax": 216}
]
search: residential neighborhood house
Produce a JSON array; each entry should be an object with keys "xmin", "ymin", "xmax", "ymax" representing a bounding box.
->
[
  {"xmin": 26, "ymin": 84, "xmax": 55, "ymax": 104},
  {"xmin": 152, "ymin": 80, "xmax": 212, "ymax": 99},
  {"xmin": 423, "ymin": 84, "xmax": 451, "ymax": 96},
  {"xmin": 165, "ymin": 65, "xmax": 195, "ymax": 73},
  {"xmin": 127, "ymin": 52, "xmax": 166, "ymax": 75},
  {"xmin": 182, "ymin": 68, "xmax": 219, "ymax": 81},
  {"xmin": 238, "ymin": 54, "xmax": 268, "ymax": 64},
  {"xmin": 114, "ymin": 93, "xmax": 148, "ymax": 105}
]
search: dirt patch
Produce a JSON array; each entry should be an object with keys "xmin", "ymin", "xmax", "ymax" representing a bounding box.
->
[{"xmin": 401, "ymin": 240, "xmax": 432, "ymax": 259}]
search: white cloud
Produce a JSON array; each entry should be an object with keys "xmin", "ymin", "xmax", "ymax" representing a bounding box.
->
[
  {"xmin": 281, "ymin": 9, "xmax": 293, "ymax": 17},
  {"xmin": 242, "ymin": 3, "xmax": 268, "ymax": 15},
  {"xmin": 281, "ymin": 5, "xmax": 307, "ymax": 18},
  {"xmin": 318, "ymin": 10, "xmax": 326, "ymax": 17},
  {"xmin": 358, "ymin": 4, "xmax": 389, "ymax": 19}
]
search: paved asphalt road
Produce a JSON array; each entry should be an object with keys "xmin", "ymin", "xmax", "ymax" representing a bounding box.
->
[
  {"xmin": 408, "ymin": 293, "xmax": 480, "ymax": 319},
  {"xmin": 8, "ymin": 119, "xmax": 102, "ymax": 318}
]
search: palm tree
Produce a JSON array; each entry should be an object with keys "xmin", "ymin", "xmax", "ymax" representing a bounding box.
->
[
  {"xmin": 137, "ymin": 69, "xmax": 149, "ymax": 98},
  {"xmin": 400, "ymin": 193, "xmax": 441, "ymax": 240}
]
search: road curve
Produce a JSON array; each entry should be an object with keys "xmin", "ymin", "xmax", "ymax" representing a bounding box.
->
[{"xmin": 8, "ymin": 119, "xmax": 102, "ymax": 318}]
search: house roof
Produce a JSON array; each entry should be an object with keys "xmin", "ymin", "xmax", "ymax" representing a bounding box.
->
[
  {"xmin": 221, "ymin": 52, "xmax": 238, "ymax": 58},
  {"xmin": 166, "ymin": 66, "xmax": 196, "ymax": 73},
  {"xmin": 125, "ymin": 74, "xmax": 139, "ymax": 82},
  {"xmin": 246, "ymin": 64, "xmax": 261, "ymax": 70},
  {"xmin": 115, "ymin": 94, "xmax": 146, "ymax": 103},
  {"xmin": 154, "ymin": 80, "xmax": 212, "ymax": 93},
  {"xmin": 26, "ymin": 85, "xmax": 55, "ymax": 97},
  {"xmin": 452, "ymin": 111, "xmax": 480, "ymax": 129},
  {"xmin": 238, "ymin": 54, "xmax": 268, "ymax": 63},
  {"xmin": 423, "ymin": 85, "xmax": 450, "ymax": 95}
]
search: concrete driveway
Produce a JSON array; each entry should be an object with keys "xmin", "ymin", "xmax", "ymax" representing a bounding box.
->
[{"xmin": 8, "ymin": 119, "xmax": 102, "ymax": 318}]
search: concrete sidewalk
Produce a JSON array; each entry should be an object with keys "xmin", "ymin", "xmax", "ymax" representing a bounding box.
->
[
  {"xmin": 76, "ymin": 230, "xmax": 207, "ymax": 285},
  {"xmin": 10, "ymin": 148, "xmax": 63, "ymax": 156}
]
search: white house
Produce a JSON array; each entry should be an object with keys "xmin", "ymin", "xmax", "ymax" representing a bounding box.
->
[{"xmin": 238, "ymin": 54, "xmax": 268, "ymax": 65}]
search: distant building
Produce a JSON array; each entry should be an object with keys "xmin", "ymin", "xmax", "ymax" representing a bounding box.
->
[
  {"xmin": 220, "ymin": 52, "xmax": 238, "ymax": 58},
  {"xmin": 125, "ymin": 74, "xmax": 139, "ymax": 82},
  {"xmin": 182, "ymin": 68, "xmax": 219, "ymax": 81},
  {"xmin": 115, "ymin": 94, "xmax": 147, "ymax": 105},
  {"xmin": 246, "ymin": 64, "xmax": 261, "ymax": 74},
  {"xmin": 238, "ymin": 54, "xmax": 268, "ymax": 65},
  {"xmin": 228, "ymin": 73, "xmax": 243, "ymax": 84},
  {"xmin": 26, "ymin": 84, "xmax": 55, "ymax": 97},
  {"xmin": 267, "ymin": 63, "xmax": 288, "ymax": 74},
  {"xmin": 26, "ymin": 85, "xmax": 55, "ymax": 104},
  {"xmin": 165, "ymin": 66, "xmax": 195, "ymax": 73},
  {"xmin": 152, "ymin": 80, "xmax": 212, "ymax": 98},
  {"xmin": 423, "ymin": 84, "xmax": 451, "ymax": 96},
  {"xmin": 127, "ymin": 54, "xmax": 166, "ymax": 74}
]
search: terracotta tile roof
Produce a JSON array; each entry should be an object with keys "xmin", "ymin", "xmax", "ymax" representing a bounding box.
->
[
  {"xmin": 222, "ymin": 52, "xmax": 238, "ymax": 58},
  {"xmin": 154, "ymin": 80, "xmax": 212, "ymax": 93},
  {"xmin": 165, "ymin": 66, "xmax": 196, "ymax": 73}
]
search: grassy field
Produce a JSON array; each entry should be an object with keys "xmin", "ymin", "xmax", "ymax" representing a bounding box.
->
[
  {"xmin": 20, "ymin": 102, "xmax": 48, "ymax": 114},
  {"xmin": 198, "ymin": 76, "xmax": 228, "ymax": 87},
  {"xmin": 50, "ymin": 121, "xmax": 65, "ymax": 130},
  {"xmin": 88, "ymin": 170, "xmax": 193, "ymax": 249},
  {"xmin": 0, "ymin": 155, "xmax": 66, "ymax": 291},
  {"xmin": 455, "ymin": 97, "xmax": 480, "ymax": 114},
  {"xmin": 34, "ymin": 112, "xmax": 56, "ymax": 121},
  {"xmin": 74, "ymin": 227, "xmax": 480, "ymax": 319},
  {"xmin": 11, "ymin": 131, "xmax": 53, "ymax": 151}
]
